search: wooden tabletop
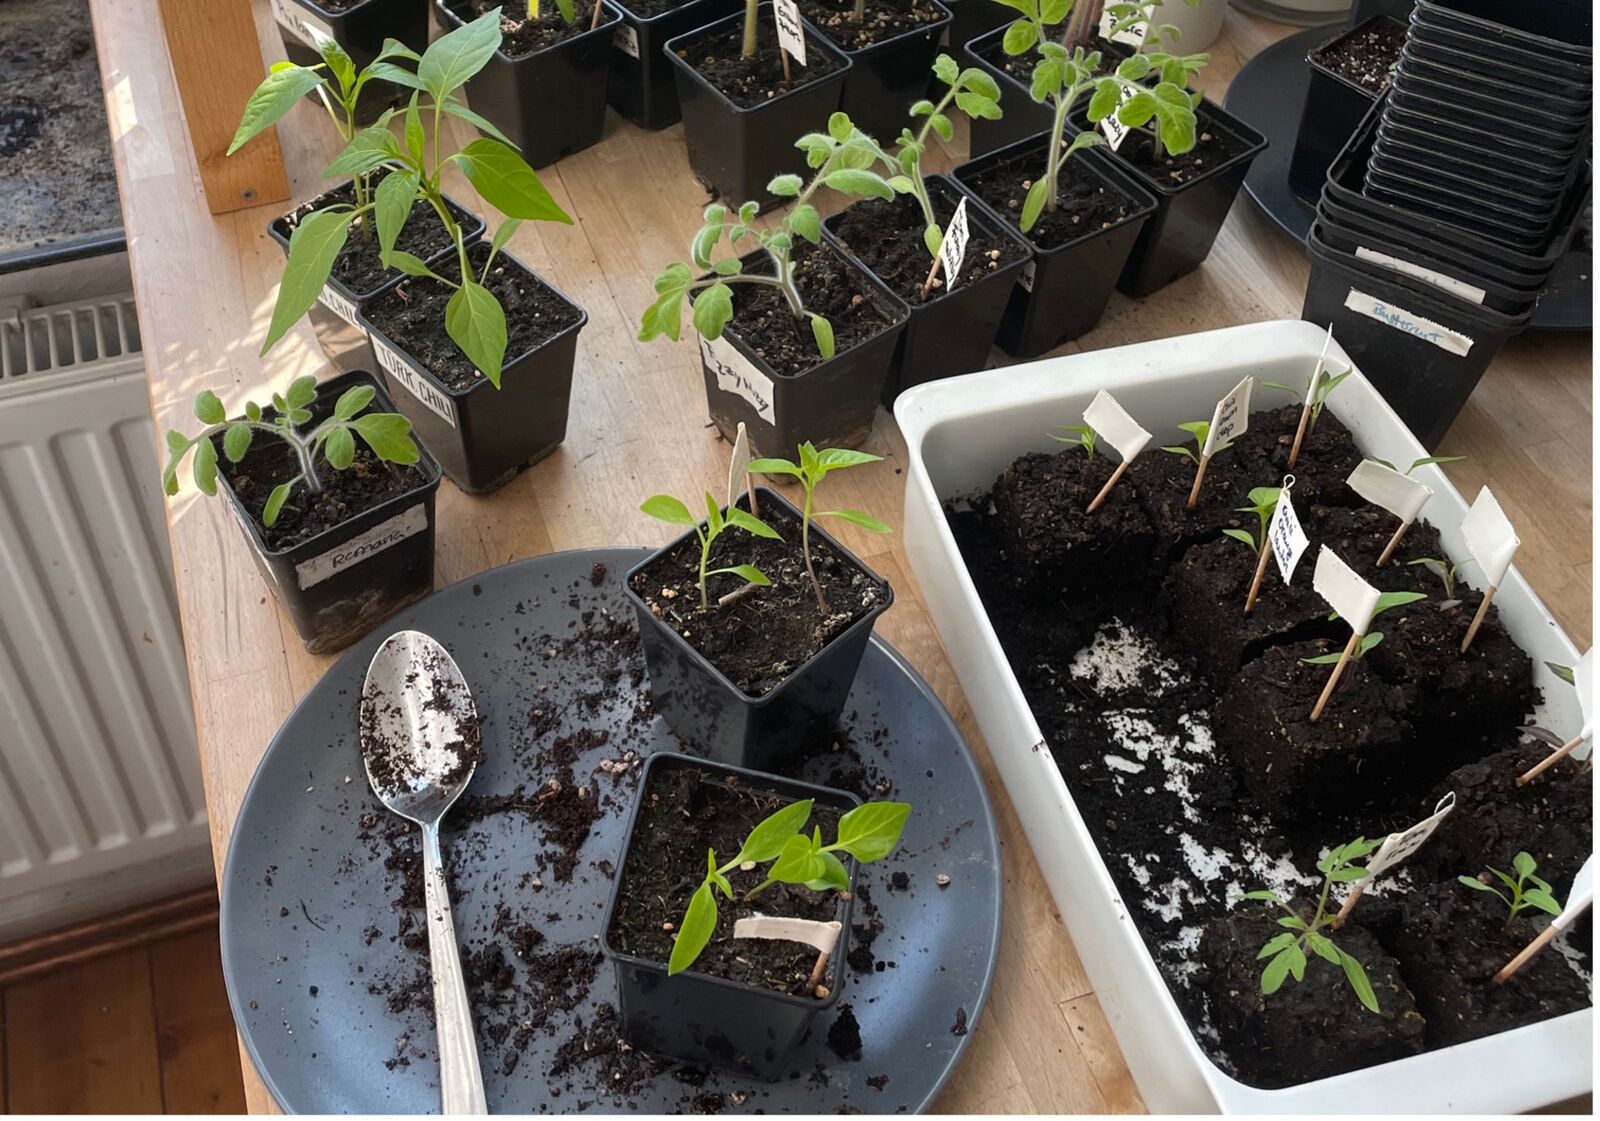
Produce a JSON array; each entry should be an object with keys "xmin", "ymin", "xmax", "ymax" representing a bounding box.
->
[{"xmin": 90, "ymin": 0, "xmax": 1591, "ymax": 1112}]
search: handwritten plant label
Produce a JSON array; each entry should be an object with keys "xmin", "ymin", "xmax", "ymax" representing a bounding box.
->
[
  {"xmin": 1312, "ymin": 546, "xmax": 1381, "ymax": 635},
  {"xmin": 1202, "ymin": 376, "xmax": 1252, "ymax": 458},
  {"xmin": 1354, "ymin": 246, "xmax": 1487, "ymax": 305},
  {"xmin": 1018, "ymin": 260, "xmax": 1036, "ymax": 293},
  {"xmin": 1461, "ymin": 486, "xmax": 1519, "ymax": 586},
  {"xmin": 271, "ymin": 0, "xmax": 335, "ymax": 48},
  {"xmin": 319, "ymin": 282, "xmax": 362, "ymax": 329},
  {"xmin": 700, "ymin": 334, "xmax": 775, "ymax": 424},
  {"xmin": 1346, "ymin": 459, "xmax": 1432, "ymax": 525},
  {"xmin": 613, "ymin": 22, "xmax": 641, "ymax": 59},
  {"xmin": 1083, "ymin": 389, "xmax": 1151, "ymax": 463},
  {"xmin": 774, "ymin": 0, "xmax": 808, "ymax": 66},
  {"xmin": 1363, "ymin": 793, "xmax": 1456, "ymax": 879},
  {"xmin": 295, "ymin": 504, "xmax": 428, "ymax": 589},
  {"xmin": 1098, "ymin": 4, "xmax": 1150, "ymax": 47},
  {"xmin": 373, "ymin": 336, "xmax": 458, "ymax": 429},
  {"xmin": 1099, "ymin": 83, "xmax": 1139, "ymax": 152},
  {"xmin": 1344, "ymin": 289, "xmax": 1475, "ymax": 356},
  {"xmin": 1307, "ymin": 324, "xmax": 1334, "ymax": 405},
  {"xmin": 1268, "ymin": 478, "xmax": 1308, "ymax": 583},
  {"xmin": 727, "ymin": 422, "xmax": 753, "ymax": 510},
  {"xmin": 732, "ymin": 914, "xmax": 842, "ymax": 953},
  {"xmin": 939, "ymin": 197, "xmax": 971, "ymax": 290}
]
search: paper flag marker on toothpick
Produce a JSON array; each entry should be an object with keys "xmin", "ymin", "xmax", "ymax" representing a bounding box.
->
[
  {"xmin": 1082, "ymin": 389, "xmax": 1152, "ymax": 513},
  {"xmin": 1288, "ymin": 325, "xmax": 1334, "ymax": 468},
  {"xmin": 1495, "ymin": 854, "xmax": 1594, "ymax": 985},
  {"xmin": 1347, "ymin": 459, "xmax": 1433, "ymax": 565},
  {"xmin": 1309, "ymin": 546, "xmax": 1382, "ymax": 721},
  {"xmin": 1188, "ymin": 376, "xmax": 1253, "ymax": 509},
  {"xmin": 1244, "ymin": 475, "xmax": 1305, "ymax": 615},
  {"xmin": 733, "ymin": 914, "xmax": 842, "ymax": 993},
  {"xmin": 1335, "ymin": 793, "xmax": 1455, "ymax": 924},
  {"xmin": 727, "ymin": 421, "xmax": 757, "ymax": 517},
  {"xmin": 1518, "ymin": 647, "xmax": 1594, "ymax": 785},
  {"xmin": 1459, "ymin": 486, "xmax": 1519, "ymax": 652}
]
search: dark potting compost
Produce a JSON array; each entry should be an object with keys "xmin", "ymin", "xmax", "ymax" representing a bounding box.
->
[
  {"xmin": 944, "ymin": 405, "xmax": 1591, "ymax": 1089},
  {"xmin": 827, "ymin": 189, "xmax": 1028, "ymax": 305},
  {"xmin": 675, "ymin": 21, "xmax": 846, "ymax": 109},
  {"xmin": 797, "ymin": 0, "xmax": 945, "ymax": 51},
  {"xmin": 1308, "ymin": 17, "xmax": 1405, "ymax": 95},
  {"xmin": 272, "ymin": 186, "xmax": 480, "ymax": 298},
  {"xmin": 1099, "ymin": 111, "xmax": 1254, "ymax": 191},
  {"xmin": 962, "ymin": 148, "xmax": 1144, "ymax": 249},
  {"xmin": 468, "ymin": 0, "xmax": 605, "ymax": 54},
  {"xmin": 218, "ymin": 548, "xmax": 1000, "ymax": 1112}
]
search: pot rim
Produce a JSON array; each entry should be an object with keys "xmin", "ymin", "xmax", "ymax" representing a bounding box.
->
[
  {"xmin": 607, "ymin": 0, "xmax": 736, "ymax": 28},
  {"xmin": 800, "ymin": 0, "xmax": 952, "ymax": 59},
  {"xmin": 661, "ymin": 4, "xmax": 854, "ymax": 118},
  {"xmin": 1302, "ymin": 13, "xmax": 1403, "ymax": 97},
  {"xmin": 434, "ymin": 0, "xmax": 624, "ymax": 63}
]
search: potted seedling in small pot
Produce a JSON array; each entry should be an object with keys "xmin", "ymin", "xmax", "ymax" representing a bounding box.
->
[
  {"xmin": 605, "ymin": 0, "xmax": 742, "ymax": 129},
  {"xmin": 602, "ymin": 752, "xmax": 910, "ymax": 1076},
  {"xmin": 269, "ymin": 0, "xmax": 430, "ymax": 124},
  {"xmin": 435, "ymin": 0, "xmax": 623, "ymax": 167},
  {"xmin": 161, "ymin": 372, "xmax": 440, "ymax": 654},
  {"xmin": 796, "ymin": 0, "xmax": 953, "ymax": 143},
  {"xmin": 822, "ymin": 56, "xmax": 1031, "ymax": 399},
  {"xmin": 640, "ymin": 115, "xmax": 911, "ymax": 451},
  {"xmin": 626, "ymin": 442, "xmax": 892, "ymax": 770}
]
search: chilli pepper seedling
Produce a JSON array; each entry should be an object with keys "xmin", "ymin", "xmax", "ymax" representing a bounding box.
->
[
  {"xmin": 1049, "ymin": 424, "xmax": 1097, "ymax": 456},
  {"xmin": 668, "ymin": 798, "xmax": 912, "ymax": 976},
  {"xmin": 640, "ymin": 492, "xmax": 782, "ymax": 610},
  {"xmin": 1300, "ymin": 590, "xmax": 1429, "ymax": 664},
  {"xmin": 1263, "ymin": 363, "xmax": 1353, "ymax": 435},
  {"xmin": 1372, "ymin": 455, "xmax": 1467, "ymax": 476},
  {"xmin": 1408, "ymin": 556, "xmax": 1465, "ymax": 606},
  {"xmin": 1160, "ymin": 418, "xmax": 1232, "ymax": 464},
  {"xmin": 746, "ymin": 442, "xmax": 890, "ymax": 612},
  {"xmin": 1457, "ymin": 852, "xmax": 1563, "ymax": 926},
  {"xmin": 1238, "ymin": 837, "xmax": 1383, "ymax": 1015},
  {"xmin": 1224, "ymin": 485, "xmax": 1282, "ymax": 615},
  {"xmin": 162, "ymin": 378, "xmax": 420, "ymax": 528}
]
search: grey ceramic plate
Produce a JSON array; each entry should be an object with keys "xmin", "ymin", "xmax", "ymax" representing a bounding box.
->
[{"xmin": 219, "ymin": 547, "xmax": 1001, "ymax": 1114}]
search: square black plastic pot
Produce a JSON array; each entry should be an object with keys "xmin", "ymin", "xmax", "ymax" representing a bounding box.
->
[
  {"xmin": 358, "ymin": 250, "xmax": 588, "ymax": 495},
  {"xmin": 624, "ymin": 486, "xmax": 893, "ymax": 771},
  {"xmin": 953, "ymin": 139, "xmax": 1158, "ymax": 358},
  {"xmin": 1361, "ymin": 167, "xmax": 1555, "ymax": 251},
  {"xmin": 1407, "ymin": 5, "xmax": 1593, "ymax": 88},
  {"xmin": 961, "ymin": 28, "xmax": 1132, "ymax": 160},
  {"xmin": 1411, "ymin": 0, "xmax": 1592, "ymax": 66},
  {"xmin": 436, "ymin": 0, "xmax": 621, "ymax": 168},
  {"xmin": 820, "ymin": 175, "xmax": 1030, "ymax": 401},
  {"xmin": 665, "ymin": 7, "xmax": 852, "ymax": 207},
  {"xmin": 599, "ymin": 752, "xmax": 857, "ymax": 1078},
  {"xmin": 272, "ymin": 0, "xmax": 429, "ymax": 123},
  {"xmin": 1286, "ymin": 16, "xmax": 1396, "ymax": 202},
  {"xmin": 817, "ymin": 0, "xmax": 952, "ymax": 144},
  {"xmin": 1388, "ymin": 69, "xmax": 1588, "ymax": 142},
  {"xmin": 1372, "ymin": 120, "xmax": 1570, "ymax": 204},
  {"xmin": 1394, "ymin": 41, "xmax": 1591, "ymax": 114},
  {"xmin": 605, "ymin": 0, "xmax": 741, "ymax": 128},
  {"xmin": 216, "ymin": 370, "xmax": 443, "ymax": 655},
  {"xmin": 697, "ymin": 244, "xmax": 909, "ymax": 452},
  {"xmin": 944, "ymin": 0, "xmax": 1011, "ymax": 58}
]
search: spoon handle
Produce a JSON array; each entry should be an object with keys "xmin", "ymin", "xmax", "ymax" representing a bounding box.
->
[{"xmin": 422, "ymin": 821, "xmax": 488, "ymax": 1114}]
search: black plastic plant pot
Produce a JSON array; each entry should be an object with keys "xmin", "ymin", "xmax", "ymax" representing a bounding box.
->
[
  {"xmin": 944, "ymin": 0, "xmax": 1011, "ymax": 58},
  {"xmin": 606, "ymin": 0, "xmax": 741, "ymax": 129},
  {"xmin": 1302, "ymin": 223, "xmax": 1530, "ymax": 449},
  {"xmin": 436, "ymin": 0, "xmax": 621, "ymax": 169},
  {"xmin": 818, "ymin": 0, "xmax": 953, "ymax": 144},
  {"xmin": 1411, "ymin": 0, "xmax": 1592, "ymax": 67},
  {"xmin": 599, "ymin": 752, "xmax": 858, "ymax": 1078},
  {"xmin": 963, "ymin": 28, "xmax": 1130, "ymax": 158},
  {"xmin": 665, "ymin": 7, "xmax": 852, "ymax": 207},
  {"xmin": 623, "ymin": 487, "xmax": 893, "ymax": 771},
  {"xmin": 697, "ymin": 244, "xmax": 909, "ymax": 452},
  {"xmin": 820, "ymin": 175, "xmax": 1030, "ymax": 401},
  {"xmin": 357, "ymin": 250, "xmax": 588, "ymax": 495},
  {"xmin": 215, "ymin": 370, "xmax": 443, "ymax": 655},
  {"xmin": 953, "ymin": 139, "xmax": 1157, "ymax": 358},
  {"xmin": 1285, "ymin": 16, "xmax": 1397, "ymax": 203},
  {"xmin": 272, "ymin": 0, "xmax": 429, "ymax": 122},
  {"xmin": 1407, "ymin": 7, "xmax": 1593, "ymax": 90}
]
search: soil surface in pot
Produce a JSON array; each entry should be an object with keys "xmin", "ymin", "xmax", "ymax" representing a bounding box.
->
[
  {"xmin": 619, "ymin": 0, "xmax": 702, "ymax": 16},
  {"xmin": 798, "ymin": 0, "xmax": 945, "ymax": 51},
  {"xmin": 465, "ymin": 0, "xmax": 609, "ymax": 55},
  {"xmin": 972, "ymin": 33, "xmax": 1123, "ymax": 86},
  {"xmin": 275, "ymin": 184, "xmax": 479, "ymax": 298},
  {"xmin": 1093, "ymin": 105, "xmax": 1254, "ymax": 191},
  {"xmin": 1128, "ymin": 444, "xmax": 1260, "ymax": 557},
  {"xmin": 962, "ymin": 145, "xmax": 1143, "ymax": 249},
  {"xmin": 715, "ymin": 242, "xmax": 900, "ymax": 378},
  {"xmin": 608, "ymin": 761, "xmax": 847, "ymax": 994},
  {"xmin": 629, "ymin": 494, "xmax": 889, "ymax": 696},
  {"xmin": 826, "ymin": 184, "xmax": 1027, "ymax": 305},
  {"xmin": 1233, "ymin": 403, "xmax": 1367, "ymax": 510},
  {"xmin": 1310, "ymin": 18, "xmax": 1405, "ymax": 95},
  {"xmin": 362, "ymin": 242, "xmax": 584, "ymax": 392},
  {"xmin": 673, "ymin": 20, "xmax": 845, "ymax": 109}
]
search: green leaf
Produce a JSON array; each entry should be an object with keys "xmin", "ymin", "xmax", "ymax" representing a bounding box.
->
[
  {"xmin": 263, "ymin": 209, "xmax": 352, "ymax": 354},
  {"xmin": 286, "ymin": 375, "xmax": 318, "ymax": 409},
  {"xmin": 924, "ymin": 224, "xmax": 943, "ymax": 257},
  {"xmin": 191, "ymin": 436, "xmax": 218, "ymax": 497},
  {"xmin": 767, "ymin": 173, "xmax": 803, "ymax": 198},
  {"xmin": 263, "ymin": 482, "xmax": 293, "ymax": 527},
  {"xmin": 1087, "ymin": 78, "xmax": 1120, "ymax": 122},
  {"xmin": 789, "ymin": 204, "xmax": 822, "ymax": 244},
  {"xmin": 445, "ymin": 279, "xmax": 509, "ymax": 386},
  {"xmin": 418, "ymin": 9, "xmax": 501, "ymax": 102},
  {"xmin": 314, "ymin": 33, "xmax": 356, "ymax": 94},
  {"xmin": 1002, "ymin": 19, "xmax": 1037, "ymax": 55},
  {"xmin": 810, "ymin": 315, "xmax": 835, "ymax": 360},
  {"xmin": 668, "ymin": 881, "xmax": 718, "ymax": 976},
  {"xmin": 1284, "ymin": 943, "xmax": 1307, "ymax": 982},
  {"xmin": 955, "ymin": 90, "xmax": 1002, "ymax": 120},
  {"xmin": 229, "ymin": 66, "xmax": 325, "ymax": 155},
  {"xmin": 376, "ymin": 37, "xmax": 422, "ymax": 63},
  {"xmin": 1019, "ymin": 177, "xmax": 1049, "ymax": 233},
  {"xmin": 440, "ymin": 100, "xmax": 518, "ymax": 148},
  {"xmin": 769, "ymin": 833, "xmax": 825, "ymax": 885},
  {"xmin": 324, "ymin": 425, "xmax": 356, "ymax": 469},
  {"xmin": 1373, "ymin": 590, "xmax": 1427, "ymax": 615},
  {"xmin": 1408, "ymin": 455, "xmax": 1464, "ymax": 472},
  {"xmin": 1328, "ymin": 866, "xmax": 1370, "ymax": 883},
  {"xmin": 929, "ymin": 113, "xmax": 954, "ymax": 141},
  {"xmin": 831, "ymin": 802, "xmax": 910, "ymax": 863},
  {"xmin": 454, "ymin": 138, "xmax": 571, "ymax": 223},
  {"xmin": 1338, "ymin": 949, "xmax": 1380, "ymax": 1014},
  {"xmin": 245, "ymin": 401, "xmax": 262, "ymax": 422},
  {"xmin": 932, "ymin": 53, "xmax": 959, "ymax": 86},
  {"xmin": 724, "ymin": 507, "xmax": 782, "ymax": 539},
  {"xmin": 333, "ymin": 385, "xmax": 375, "ymax": 420},
  {"xmin": 361, "ymin": 61, "xmax": 426, "ymax": 92},
  {"xmin": 1546, "ymin": 661, "xmax": 1577, "ymax": 685},
  {"xmin": 1260, "ymin": 948, "xmax": 1293, "ymax": 995},
  {"xmin": 1222, "ymin": 528, "xmax": 1257, "ymax": 551},
  {"xmin": 485, "ymin": 216, "xmax": 522, "ymax": 269},
  {"xmin": 1513, "ymin": 851, "xmax": 1537, "ymax": 879},
  {"xmin": 733, "ymin": 799, "xmax": 814, "ymax": 865},
  {"xmin": 807, "ymin": 850, "xmax": 851, "ymax": 892},
  {"xmin": 1238, "ymin": 890, "xmax": 1281, "ymax": 903},
  {"xmin": 1304, "ymin": 931, "xmax": 1342, "ymax": 965},
  {"xmin": 223, "ymin": 423, "xmax": 253, "ymax": 463},
  {"xmin": 711, "ymin": 563, "xmax": 771, "ymax": 587},
  {"xmin": 374, "ymin": 169, "xmax": 419, "ymax": 260},
  {"xmin": 1356, "ymin": 631, "xmax": 1383, "ymax": 657},
  {"xmin": 1256, "ymin": 932, "xmax": 1296, "ymax": 959},
  {"xmin": 350, "ymin": 413, "xmax": 419, "ymax": 463},
  {"xmin": 1456, "ymin": 875, "xmax": 1495, "ymax": 893},
  {"xmin": 323, "ymin": 126, "xmax": 402, "ymax": 178},
  {"xmin": 641, "ymin": 495, "xmax": 694, "ymax": 525},
  {"xmin": 1029, "ymin": 59, "xmax": 1062, "ymax": 104},
  {"xmin": 691, "ymin": 283, "xmax": 734, "ymax": 341},
  {"xmin": 194, "ymin": 389, "xmax": 226, "ymax": 425},
  {"xmin": 405, "ymin": 94, "xmax": 425, "ymax": 161},
  {"xmin": 1300, "ymin": 652, "xmax": 1345, "ymax": 665},
  {"xmin": 383, "ymin": 250, "xmax": 448, "ymax": 282},
  {"xmin": 1522, "ymin": 888, "xmax": 1562, "ymax": 917},
  {"xmin": 828, "ymin": 112, "xmax": 853, "ymax": 142},
  {"xmin": 824, "ymin": 168, "xmax": 895, "ymax": 202},
  {"xmin": 823, "ymin": 509, "xmax": 890, "ymax": 533}
]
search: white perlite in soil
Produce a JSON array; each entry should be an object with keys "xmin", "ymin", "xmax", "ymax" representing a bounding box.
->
[{"xmin": 1070, "ymin": 619, "xmax": 1185, "ymax": 696}]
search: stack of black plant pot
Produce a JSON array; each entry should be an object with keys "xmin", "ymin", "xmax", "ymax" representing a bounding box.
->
[{"xmin": 1303, "ymin": 0, "xmax": 1592, "ymax": 449}]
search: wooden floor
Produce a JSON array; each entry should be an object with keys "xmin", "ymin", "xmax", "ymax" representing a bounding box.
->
[{"xmin": 0, "ymin": 923, "xmax": 245, "ymax": 1114}]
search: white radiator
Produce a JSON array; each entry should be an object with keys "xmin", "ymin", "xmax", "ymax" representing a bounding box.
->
[{"xmin": 0, "ymin": 294, "xmax": 212, "ymax": 940}]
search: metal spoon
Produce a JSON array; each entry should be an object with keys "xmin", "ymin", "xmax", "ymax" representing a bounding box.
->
[{"xmin": 361, "ymin": 629, "xmax": 487, "ymax": 1115}]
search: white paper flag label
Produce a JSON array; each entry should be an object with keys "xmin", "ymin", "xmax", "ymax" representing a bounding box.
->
[
  {"xmin": 1083, "ymin": 389, "xmax": 1151, "ymax": 463},
  {"xmin": 1313, "ymin": 546, "xmax": 1381, "ymax": 635},
  {"xmin": 1553, "ymin": 855, "xmax": 1594, "ymax": 933},
  {"xmin": 1307, "ymin": 325, "xmax": 1334, "ymax": 406},
  {"xmin": 1461, "ymin": 486, "xmax": 1519, "ymax": 586},
  {"xmin": 1364, "ymin": 793, "xmax": 1456, "ymax": 878},
  {"xmin": 732, "ymin": 915, "xmax": 841, "ymax": 953},
  {"xmin": 1202, "ymin": 376, "xmax": 1252, "ymax": 458},
  {"xmin": 727, "ymin": 422, "xmax": 752, "ymax": 511},
  {"xmin": 774, "ymin": 0, "xmax": 807, "ymax": 66},
  {"xmin": 1346, "ymin": 459, "xmax": 1432, "ymax": 524},
  {"xmin": 701, "ymin": 334, "xmax": 776, "ymax": 424},
  {"xmin": 1268, "ymin": 480, "xmax": 1308, "ymax": 584},
  {"xmin": 1098, "ymin": 4, "xmax": 1149, "ymax": 46},
  {"xmin": 1098, "ymin": 83, "xmax": 1139, "ymax": 152},
  {"xmin": 938, "ymin": 197, "xmax": 971, "ymax": 289}
]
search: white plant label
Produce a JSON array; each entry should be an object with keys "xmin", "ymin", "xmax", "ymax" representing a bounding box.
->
[
  {"xmin": 1312, "ymin": 546, "xmax": 1381, "ymax": 636},
  {"xmin": 1364, "ymin": 793, "xmax": 1456, "ymax": 879},
  {"xmin": 701, "ymin": 334, "xmax": 775, "ymax": 424},
  {"xmin": 373, "ymin": 336, "xmax": 458, "ymax": 429},
  {"xmin": 1461, "ymin": 485, "xmax": 1518, "ymax": 586},
  {"xmin": 1082, "ymin": 389, "xmax": 1150, "ymax": 463},
  {"xmin": 732, "ymin": 915, "xmax": 842, "ymax": 953},
  {"xmin": 774, "ymin": 0, "xmax": 808, "ymax": 66},
  {"xmin": 271, "ymin": 0, "xmax": 335, "ymax": 48},
  {"xmin": 295, "ymin": 503, "xmax": 428, "ymax": 589},
  {"xmin": 1017, "ymin": 260, "xmax": 1036, "ymax": 293},
  {"xmin": 727, "ymin": 422, "xmax": 753, "ymax": 511},
  {"xmin": 1268, "ymin": 481, "xmax": 1308, "ymax": 584},
  {"xmin": 1344, "ymin": 288, "xmax": 1475, "ymax": 356},
  {"xmin": 1355, "ymin": 246, "xmax": 1487, "ymax": 305},
  {"xmin": 939, "ymin": 197, "xmax": 971, "ymax": 291},
  {"xmin": 1306, "ymin": 324, "xmax": 1334, "ymax": 406},
  {"xmin": 1202, "ymin": 376, "xmax": 1252, "ymax": 458},
  {"xmin": 1346, "ymin": 459, "xmax": 1432, "ymax": 525},
  {"xmin": 1552, "ymin": 855, "xmax": 1594, "ymax": 933},
  {"xmin": 1099, "ymin": 83, "xmax": 1139, "ymax": 152},
  {"xmin": 319, "ymin": 283, "xmax": 362, "ymax": 329},
  {"xmin": 1098, "ymin": 5, "xmax": 1149, "ymax": 47},
  {"xmin": 613, "ymin": 22, "xmax": 640, "ymax": 59}
]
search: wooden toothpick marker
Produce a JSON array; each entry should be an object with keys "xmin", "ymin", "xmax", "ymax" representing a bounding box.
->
[
  {"xmin": 1244, "ymin": 536, "xmax": 1273, "ymax": 615},
  {"xmin": 805, "ymin": 949, "xmax": 830, "ymax": 994},
  {"xmin": 1347, "ymin": 460, "xmax": 1432, "ymax": 568},
  {"xmin": 1376, "ymin": 521, "xmax": 1409, "ymax": 567},
  {"xmin": 1286, "ymin": 403, "xmax": 1311, "ymax": 470},
  {"xmin": 1086, "ymin": 460, "xmax": 1131, "ymax": 514},
  {"xmin": 1333, "ymin": 881, "xmax": 1366, "ymax": 927},
  {"xmin": 1458, "ymin": 486, "xmax": 1519, "ymax": 653},
  {"xmin": 919, "ymin": 252, "xmax": 942, "ymax": 300},
  {"xmin": 1308, "ymin": 547, "xmax": 1381, "ymax": 722},
  {"xmin": 1517, "ymin": 732, "xmax": 1588, "ymax": 785},
  {"xmin": 1289, "ymin": 326, "xmax": 1335, "ymax": 469},
  {"xmin": 1460, "ymin": 586, "xmax": 1497, "ymax": 653},
  {"xmin": 1079, "ymin": 390, "xmax": 1151, "ymax": 514},
  {"xmin": 1185, "ymin": 454, "xmax": 1209, "ymax": 509},
  {"xmin": 1189, "ymin": 376, "xmax": 1253, "ymax": 510},
  {"xmin": 1494, "ymin": 925, "xmax": 1561, "ymax": 985},
  {"xmin": 1333, "ymin": 793, "xmax": 1455, "ymax": 927},
  {"xmin": 1311, "ymin": 631, "xmax": 1361, "ymax": 722}
]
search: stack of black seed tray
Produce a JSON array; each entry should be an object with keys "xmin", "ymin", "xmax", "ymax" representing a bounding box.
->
[{"xmin": 1301, "ymin": 0, "xmax": 1592, "ymax": 449}]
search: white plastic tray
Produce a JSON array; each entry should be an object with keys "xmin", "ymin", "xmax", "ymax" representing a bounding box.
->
[{"xmin": 895, "ymin": 319, "xmax": 1592, "ymax": 1113}]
